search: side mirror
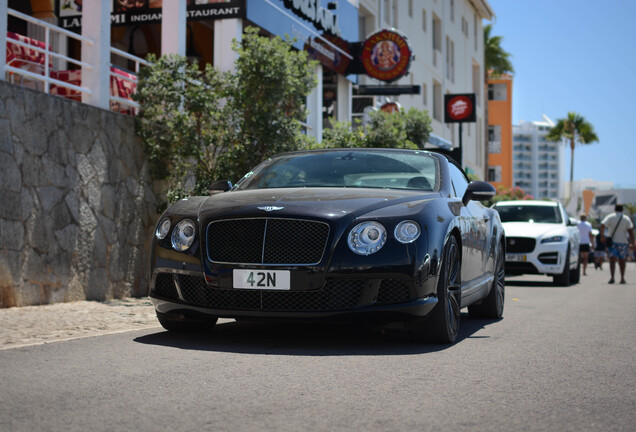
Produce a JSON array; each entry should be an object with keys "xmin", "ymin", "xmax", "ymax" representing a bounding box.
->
[
  {"xmin": 462, "ymin": 181, "xmax": 496, "ymax": 206},
  {"xmin": 568, "ymin": 217, "xmax": 578, "ymax": 226},
  {"xmin": 209, "ymin": 180, "xmax": 232, "ymax": 194}
]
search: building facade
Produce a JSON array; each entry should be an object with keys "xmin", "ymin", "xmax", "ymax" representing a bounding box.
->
[
  {"xmin": 4, "ymin": 0, "xmax": 494, "ymax": 174},
  {"xmin": 486, "ymin": 73, "xmax": 513, "ymax": 188},
  {"xmin": 356, "ymin": 0, "xmax": 494, "ymax": 176},
  {"xmin": 512, "ymin": 115, "xmax": 564, "ymax": 200}
]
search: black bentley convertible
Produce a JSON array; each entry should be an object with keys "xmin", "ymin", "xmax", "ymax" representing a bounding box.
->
[{"xmin": 149, "ymin": 148, "xmax": 505, "ymax": 343}]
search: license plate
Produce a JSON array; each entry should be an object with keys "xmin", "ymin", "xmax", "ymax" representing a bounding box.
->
[
  {"xmin": 506, "ymin": 254, "xmax": 526, "ymax": 262},
  {"xmin": 233, "ymin": 270, "xmax": 290, "ymax": 290}
]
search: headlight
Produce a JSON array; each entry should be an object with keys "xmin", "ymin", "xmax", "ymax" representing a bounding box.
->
[
  {"xmin": 171, "ymin": 219, "xmax": 196, "ymax": 251},
  {"xmin": 541, "ymin": 235, "xmax": 564, "ymax": 243},
  {"xmin": 348, "ymin": 222, "xmax": 387, "ymax": 255},
  {"xmin": 155, "ymin": 218, "xmax": 171, "ymax": 240},
  {"xmin": 395, "ymin": 220, "xmax": 421, "ymax": 244}
]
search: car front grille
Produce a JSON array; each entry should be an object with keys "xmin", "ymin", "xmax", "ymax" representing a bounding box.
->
[
  {"xmin": 177, "ymin": 274, "xmax": 364, "ymax": 312},
  {"xmin": 506, "ymin": 237, "xmax": 536, "ymax": 253},
  {"xmin": 206, "ymin": 218, "xmax": 330, "ymax": 265}
]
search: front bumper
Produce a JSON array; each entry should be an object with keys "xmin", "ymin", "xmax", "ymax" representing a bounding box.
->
[
  {"xmin": 149, "ymin": 270, "xmax": 438, "ymax": 322},
  {"xmin": 505, "ymin": 241, "xmax": 568, "ymax": 275}
]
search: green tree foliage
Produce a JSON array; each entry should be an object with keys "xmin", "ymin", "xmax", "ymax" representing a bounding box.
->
[
  {"xmin": 546, "ymin": 112, "xmax": 599, "ymax": 191},
  {"xmin": 216, "ymin": 27, "xmax": 317, "ymax": 182},
  {"xmin": 134, "ymin": 54, "xmax": 227, "ymax": 200},
  {"xmin": 135, "ymin": 27, "xmax": 317, "ymax": 202},
  {"xmin": 320, "ymin": 108, "xmax": 432, "ymax": 149},
  {"xmin": 319, "ymin": 120, "xmax": 366, "ymax": 148}
]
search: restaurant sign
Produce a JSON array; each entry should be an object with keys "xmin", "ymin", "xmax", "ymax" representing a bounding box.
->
[
  {"xmin": 282, "ymin": 0, "xmax": 341, "ymax": 37},
  {"xmin": 444, "ymin": 93, "xmax": 476, "ymax": 123},
  {"xmin": 56, "ymin": 0, "xmax": 245, "ymax": 31},
  {"xmin": 360, "ymin": 29, "xmax": 412, "ymax": 82}
]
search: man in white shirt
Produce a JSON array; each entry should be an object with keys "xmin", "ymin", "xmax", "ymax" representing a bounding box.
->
[
  {"xmin": 577, "ymin": 215, "xmax": 594, "ymax": 276},
  {"xmin": 600, "ymin": 204, "xmax": 635, "ymax": 284}
]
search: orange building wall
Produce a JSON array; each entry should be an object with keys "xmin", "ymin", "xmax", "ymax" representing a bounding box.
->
[{"xmin": 487, "ymin": 76, "xmax": 513, "ymax": 189}]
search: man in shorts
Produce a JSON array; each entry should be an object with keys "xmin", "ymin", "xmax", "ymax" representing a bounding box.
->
[
  {"xmin": 577, "ymin": 214, "xmax": 594, "ymax": 275},
  {"xmin": 601, "ymin": 204, "xmax": 635, "ymax": 284}
]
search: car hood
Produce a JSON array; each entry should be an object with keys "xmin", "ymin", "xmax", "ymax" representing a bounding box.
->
[
  {"xmin": 197, "ymin": 187, "xmax": 440, "ymax": 222},
  {"xmin": 501, "ymin": 222, "xmax": 567, "ymax": 239}
]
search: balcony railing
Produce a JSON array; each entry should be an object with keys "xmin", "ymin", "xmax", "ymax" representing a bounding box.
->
[{"xmin": 3, "ymin": 8, "xmax": 149, "ymax": 115}]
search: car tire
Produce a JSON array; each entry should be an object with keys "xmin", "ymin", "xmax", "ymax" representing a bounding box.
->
[
  {"xmin": 411, "ymin": 235, "xmax": 462, "ymax": 344},
  {"xmin": 553, "ymin": 249, "xmax": 571, "ymax": 286},
  {"xmin": 157, "ymin": 312, "xmax": 218, "ymax": 333},
  {"xmin": 570, "ymin": 256, "xmax": 581, "ymax": 284},
  {"xmin": 468, "ymin": 245, "xmax": 505, "ymax": 319}
]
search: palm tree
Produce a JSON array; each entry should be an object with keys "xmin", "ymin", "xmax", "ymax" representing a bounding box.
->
[
  {"xmin": 484, "ymin": 24, "xmax": 514, "ymax": 77},
  {"xmin": 546, "ymin": 112, "xmax": 599, "ymax": 200}
]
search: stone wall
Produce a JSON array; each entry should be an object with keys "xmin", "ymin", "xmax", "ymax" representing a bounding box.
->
[{"xmin": 0, "ymin": 81, "xmax": 158, "ymax": 307}]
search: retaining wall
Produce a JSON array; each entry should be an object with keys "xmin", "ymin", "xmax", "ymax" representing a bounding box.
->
[{"xmin": 0, "ymin": 81, "xmax": 159, "ymax": 307}]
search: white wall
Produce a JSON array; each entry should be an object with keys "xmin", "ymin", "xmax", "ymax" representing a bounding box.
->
[{"xmin": 358, "ymin": 0, "xmax": 492, "ymax": 175}]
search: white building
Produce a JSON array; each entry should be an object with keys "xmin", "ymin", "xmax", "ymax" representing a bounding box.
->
[
  {"xmin": 565, "ymin": 179, "xmax": 636, "ymax": 222},
  {"xmin": 356, "ymin": 0, "xmax": 494, "ymax": 176},
  {"xmin": 512, "ymin": 115, "xmax": 564, "ymax": 200}
]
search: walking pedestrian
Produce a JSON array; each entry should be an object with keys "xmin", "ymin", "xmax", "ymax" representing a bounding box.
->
[
  {"xmin": 600, "ymin": 204, "xmax": 635, "ymax": 284},
  {"xmin": 577, "ymin": 214, "xmax": 593, "ymax": 275},
  {"xmin": 593, "ymin": 232, "xmax": 606, "ymax": 270}
]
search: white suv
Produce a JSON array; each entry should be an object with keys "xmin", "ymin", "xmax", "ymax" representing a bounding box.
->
[{"xmin": 492, "ymin": 200, "xmax": 580, "ymax": 286}]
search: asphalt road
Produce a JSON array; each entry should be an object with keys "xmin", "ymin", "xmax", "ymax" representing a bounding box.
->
[{"xmin": 1, "ymin": 265, "xmax": 635, "ymax": 432}]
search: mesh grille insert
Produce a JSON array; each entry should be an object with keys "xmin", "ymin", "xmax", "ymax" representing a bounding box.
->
[
  {"xmin": 377, "ymin": 279, "xmax": 413, "ymax": 304},
  {"xmin": 152, "ymin": 273, "xmax": 179, "ymax": 300},
  {"xmin": 176, "ymin": 276, "xmax": 364, "ymax": 312}
]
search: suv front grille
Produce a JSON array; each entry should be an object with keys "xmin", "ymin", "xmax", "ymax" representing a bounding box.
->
[
  {"xmin": 507, "ymin": 237, "xmax": 536, "ymax": 253},
  {"xmin": 207, "ymin": 218, "xmax": 330, "ymax": 265}
]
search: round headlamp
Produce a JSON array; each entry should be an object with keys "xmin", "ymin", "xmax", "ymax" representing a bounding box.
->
[
  {"xmin": 171, "ymin": 219, "xmax": 196, "ymax": 251},
  {"xmin": 155, "ymin": 218, "xmax": 171, "ymax": 240},
  {"xmin": 395, "ymin": 220, "xmax": 421, "ymax": 244},
  {"xmin": 348, "ymin": 222, "xmax": 387, "ymax": 255}
]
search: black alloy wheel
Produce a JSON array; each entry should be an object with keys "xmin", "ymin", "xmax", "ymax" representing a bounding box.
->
[
  {"xmin": 469, "ymin": 245, "xmax": 505, "ymax": 319},
  {"xmin": 411, "ymin": 235, "xmax": 462, "ymax": 344}
]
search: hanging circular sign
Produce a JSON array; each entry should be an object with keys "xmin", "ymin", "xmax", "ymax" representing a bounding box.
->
[
  {"xmin": 444, "ymin": 94, "xmax": 476, "ymax": 123},
  {"xmin": 360, "ymin": 29, "xmax": 413, "ymax": 82}
]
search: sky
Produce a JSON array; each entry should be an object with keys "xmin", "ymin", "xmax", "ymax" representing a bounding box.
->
[{"xmin": 486, "ymin": 0, "xmax": 636, "ymax": 188}]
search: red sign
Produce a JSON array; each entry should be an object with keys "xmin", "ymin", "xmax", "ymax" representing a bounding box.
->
[
  {"xmin": 360, "ymin": 29, "xmax": 413, "ymax": 82},
  {"xmin": 444, "ymin": 93, "xmax": 476, "ymax": 123},
  {"xmin": 380, "ymin": 101, "xmax": 401, "ymax": 113}
]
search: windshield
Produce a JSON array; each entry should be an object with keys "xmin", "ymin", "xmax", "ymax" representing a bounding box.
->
[
  {"xmin": 495, "ymin": 204, "xmax": 563, "ymax": 224},
  {"xmin": 234, "ymin": 150, "xmax": 439, "ymax": 191}
]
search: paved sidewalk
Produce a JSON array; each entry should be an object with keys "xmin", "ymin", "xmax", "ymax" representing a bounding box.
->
[{"xmin": 0, "ymin": 297, "xmax": 161, "ymax": 350}]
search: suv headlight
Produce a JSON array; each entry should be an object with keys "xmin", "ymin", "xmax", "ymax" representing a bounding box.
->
[
  {"xmin": 348, "ymin": 222, "xmax": 387, "ymax": 255},
  {"xmin": 171, "ymin": 219, "xmax": 196, "ymax": 251},
  {"xmin": 541, "ymin": 235, "xmax": 564, "ymax": 243}
]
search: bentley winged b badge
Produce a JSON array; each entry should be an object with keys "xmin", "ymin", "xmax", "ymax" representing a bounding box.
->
[{"xmin": 257, "ymin": 206, "xmax": 284, "ymax": 212}]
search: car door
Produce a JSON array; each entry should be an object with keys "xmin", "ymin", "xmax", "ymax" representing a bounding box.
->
[{"xmin": 448, "ymin": 164, "xmax": 489, "ymax": 290}]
